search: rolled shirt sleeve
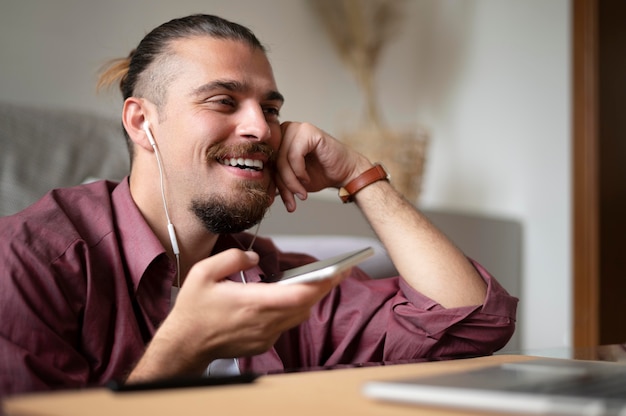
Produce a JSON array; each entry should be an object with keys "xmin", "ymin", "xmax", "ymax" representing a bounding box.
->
[{"xmin": 264, "ymin": 258, "xmax": 518, "ymax": 371}]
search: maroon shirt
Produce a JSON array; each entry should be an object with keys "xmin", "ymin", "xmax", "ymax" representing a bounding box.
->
[{"xmin": 0, "ymin": 178, "xmax": 517, "ymax": 396}]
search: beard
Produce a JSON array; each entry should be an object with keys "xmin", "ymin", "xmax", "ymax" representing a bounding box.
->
[{"xmin": 190, "ymin": 174, "xmax": 273, "ymax": 235}]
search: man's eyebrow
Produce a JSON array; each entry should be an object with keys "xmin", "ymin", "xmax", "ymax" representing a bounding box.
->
[
  {"xmin": 191, "ymin": 80, "xmax": 284, "ymax": 103},
  {"xmin": 266, "ymin": 90, "xmax": 285, "ymax": 104},
  {"xmin": 191, "ymin": 80, "xmax": 241, "ymax": 96}
]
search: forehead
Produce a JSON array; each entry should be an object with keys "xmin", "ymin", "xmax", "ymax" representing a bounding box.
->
[{"xmin": 165, "ymin": 36, "xmax": 278, "ymax": 96}]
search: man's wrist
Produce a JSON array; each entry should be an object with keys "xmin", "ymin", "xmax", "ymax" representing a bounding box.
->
[{"xmin": 338, "ymin": 163, "xmax": 390, "ymax": 203}]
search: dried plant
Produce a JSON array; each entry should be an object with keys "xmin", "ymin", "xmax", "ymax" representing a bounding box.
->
[
  {"xmin": 309, "ymin": 0, "xmax": 426, "ymax": 203},
  {"xmin": 309, "ymin": 0, "xmax": 406, "ymax": 128}
]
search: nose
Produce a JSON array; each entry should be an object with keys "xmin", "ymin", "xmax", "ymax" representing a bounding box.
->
[{"xmin": 237, "ymin": 103, "xmax": 271, "ymax": 141}]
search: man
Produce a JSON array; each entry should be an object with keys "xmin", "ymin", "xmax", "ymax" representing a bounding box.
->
[{"xmin": 0, "ymin": 14, "xmax": 517, "ymax": 395}]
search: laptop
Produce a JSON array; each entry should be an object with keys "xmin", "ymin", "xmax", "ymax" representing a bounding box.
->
[{"xmin": 362, "ymin": 358, "xmax": 626, "ymax": 415}]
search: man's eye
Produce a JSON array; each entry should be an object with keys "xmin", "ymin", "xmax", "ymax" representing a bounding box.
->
[
  {"xmin": 263, "ymin": 107, "xmax": 280, "ymax": 118},
  {"xmin": 207, "ymin": 96, "xmax": 236, "ymax": 108},
  {"xmin": 218, "ymin": 98, "xmax": 236, "ymax": 106}
]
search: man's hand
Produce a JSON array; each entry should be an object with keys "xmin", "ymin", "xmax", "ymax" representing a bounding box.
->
[
  {"xmin": 127, "ymin": 248, "xmax": 345, "ymax": 383},
  {"xmin": 275, "ymin": 122, "xmax": 373, "ymax": 212}
]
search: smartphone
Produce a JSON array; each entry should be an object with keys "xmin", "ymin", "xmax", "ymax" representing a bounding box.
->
[{"xmin": 273, "ymin": 247, "xmax": 374, "ymax": 285}]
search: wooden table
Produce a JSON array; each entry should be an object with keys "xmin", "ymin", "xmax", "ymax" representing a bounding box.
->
[{"xmin": 3, "ymin": 355, "xmax": 537, "ymax": 416}]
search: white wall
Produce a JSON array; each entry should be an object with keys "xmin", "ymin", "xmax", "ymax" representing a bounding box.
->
[{"xmin": 0, "ymin": 0, "xmax": 571, "ymax": 351}]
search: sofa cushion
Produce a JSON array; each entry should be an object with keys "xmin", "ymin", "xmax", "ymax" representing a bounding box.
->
[{"xmin": 0, "ymin": 102, "xmax": 129, "ymax": 216}]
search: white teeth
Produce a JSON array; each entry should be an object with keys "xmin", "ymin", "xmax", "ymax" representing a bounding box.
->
[{"xmin": 221, "ymin": 157, "xmax": 264, "ymax": 170}]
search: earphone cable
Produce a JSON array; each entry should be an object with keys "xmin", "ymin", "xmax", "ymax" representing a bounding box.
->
[
  {"xmin": 239, "ymin": 222, "xmax": 261, "ymax": 284},
  {"xmin": 152, "ymin": 143, "xmax": 181, "ymax": 288}
]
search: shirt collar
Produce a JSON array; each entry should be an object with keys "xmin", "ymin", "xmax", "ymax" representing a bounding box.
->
[
  {"xmin": 110, "ymin": 181, "xmax": 279, "ymax": 291},
  {"xmin": 112, "ymin": 176, "xmax": 173, "ymax": 292}
]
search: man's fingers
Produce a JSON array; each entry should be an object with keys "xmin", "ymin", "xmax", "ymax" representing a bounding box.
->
[{"xmin": 187, "ymin": 249, "xmax": 259, "ymax": 285}]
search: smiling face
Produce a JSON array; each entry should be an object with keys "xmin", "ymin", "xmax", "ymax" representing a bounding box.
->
[{"xmin": 143, "ymin": 36, "xmax": 284, "ymax": 234}]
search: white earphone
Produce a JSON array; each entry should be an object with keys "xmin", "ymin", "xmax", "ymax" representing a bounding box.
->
[
  {"xmin": 143, "ymin": 120, "xmax": 181, "ymax": 285},
  {"xmin": 143, "ymin": 120, "xmax": 157, "ymax": 147}
]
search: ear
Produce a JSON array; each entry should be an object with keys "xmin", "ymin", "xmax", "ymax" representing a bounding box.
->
[{"xmin": 122, "ymin": 97, "xmax": 154, "ymax": 152}]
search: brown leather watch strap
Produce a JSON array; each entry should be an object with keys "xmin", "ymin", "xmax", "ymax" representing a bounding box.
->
[{"xmin": 338, "ymin": 163, "xmax": 389, "ymax": 203}]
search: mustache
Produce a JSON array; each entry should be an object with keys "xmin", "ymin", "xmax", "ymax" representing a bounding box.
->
[{"xmin": 205, "ymin": 142, "xmax": 277, "ymax": 165}]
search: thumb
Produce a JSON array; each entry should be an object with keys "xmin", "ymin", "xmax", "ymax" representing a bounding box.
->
[{"xmin": 186, "ymin": 249, "xmax": 259, "ymax": 285}]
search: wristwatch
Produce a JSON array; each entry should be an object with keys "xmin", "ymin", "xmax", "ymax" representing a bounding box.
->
[{"xmin": 338, "ymin": 163, "xmax": 390, "ymax": 203}]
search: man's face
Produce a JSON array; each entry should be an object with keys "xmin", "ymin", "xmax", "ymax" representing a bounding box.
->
[{"xmin": 150, "ymin": 36, "xmax": 284, "ymax": 234}]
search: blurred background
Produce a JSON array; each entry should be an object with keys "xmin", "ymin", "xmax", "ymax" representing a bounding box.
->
[{"xmin": 0, "ymin": 1, "xmax": 571, "ymax": 353}]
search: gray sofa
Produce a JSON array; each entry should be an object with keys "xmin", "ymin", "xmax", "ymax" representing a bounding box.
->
[{"xmin": 0, "ymin": 102, "xmax": 129, "ymax": 217}]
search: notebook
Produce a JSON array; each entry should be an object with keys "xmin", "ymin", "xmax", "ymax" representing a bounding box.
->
[{"xmin": 362, "ymin": 357, "xmax": 626, "ymax": 415}]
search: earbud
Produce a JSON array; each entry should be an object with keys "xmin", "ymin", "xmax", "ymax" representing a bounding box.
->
[{"xmin": 143, "ymin": 120, "xmax": 157, "ymax": 147}]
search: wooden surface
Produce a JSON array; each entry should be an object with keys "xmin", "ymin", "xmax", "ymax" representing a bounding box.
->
[{"xmin": 3, "ymin": 355, "xmax": 536, "ymax": 416}]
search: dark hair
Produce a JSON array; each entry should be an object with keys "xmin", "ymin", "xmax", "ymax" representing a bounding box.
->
[
  {"xmin": 97, "ymin": 14, "xmax": 266, "ymax": 159},
  {"xmin": 99, "ymin": 14, "xmax": 265, "ymax": 100}
]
